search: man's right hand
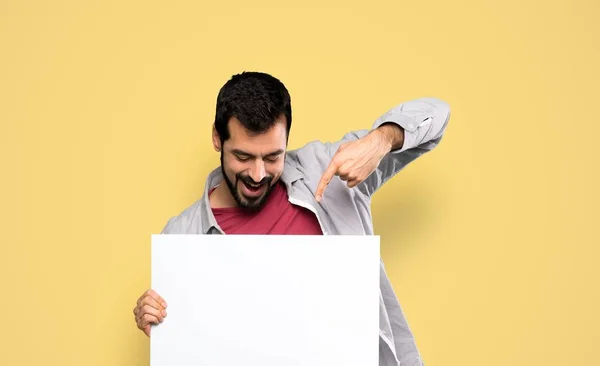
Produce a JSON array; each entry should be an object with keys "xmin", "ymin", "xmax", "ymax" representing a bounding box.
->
[{"xmin": 133, "ymin": 289, "xmax": 167, "ymax": 337}]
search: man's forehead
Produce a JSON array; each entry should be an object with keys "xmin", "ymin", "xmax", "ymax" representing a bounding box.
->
[{"xmin": 226, "ymin": 117, "xmax": 287, "ymax": 146}]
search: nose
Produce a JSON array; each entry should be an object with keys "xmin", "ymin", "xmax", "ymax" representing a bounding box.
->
[{"xmin": 248, "ymin": 160, "xmax": 266, "ymax": 183}]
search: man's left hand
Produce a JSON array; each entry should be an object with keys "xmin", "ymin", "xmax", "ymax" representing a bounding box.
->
[{"xmin": 315, "ymin": 125, "xmax": 403, "ymax": 202}]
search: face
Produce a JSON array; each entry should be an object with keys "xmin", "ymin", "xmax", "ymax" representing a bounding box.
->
[{"xmin": 213, "ymin": 116, "xmax": 287, "ymax": 210}]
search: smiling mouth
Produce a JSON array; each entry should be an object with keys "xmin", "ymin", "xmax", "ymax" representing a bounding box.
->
[{"xmin": 242, "ymin": 181, "xmax": 265, "ymax": 193}]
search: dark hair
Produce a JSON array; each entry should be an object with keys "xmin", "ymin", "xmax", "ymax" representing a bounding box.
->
[{"xmin": 214, "ymin": 71, "xmax": 292, "ymax": 143}]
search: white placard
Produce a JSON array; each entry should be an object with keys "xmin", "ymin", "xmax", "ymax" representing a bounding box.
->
[{"xmin": 150, "ymin": 234, "xmax": 380, "ymax": 366}]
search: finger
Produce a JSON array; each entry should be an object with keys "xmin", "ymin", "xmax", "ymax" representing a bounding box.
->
[
  {"xmin": 143, "ymin": 325, "xmax": 151, "ymax": 337},
  {"xmin": 315, "ymin": 159, "xmax": 339, "ymax": 202},
  {"xmin": 140, "ymin": 313, "xmax": 161, "ymax": 328},
  {"xmin": 338, "ymin": 159, "xmax": 354, "ymax": 177},
  {"xmin": 139, "ymin": 294, "xmax": 165, "ymax": 312},
  {"xmin": 346, "ymin": 179, "xmax": 359, "ymax": 188},
  {"xmin": 136, "ymin": 305, "xmax": 165, "ymax": 326},
  {"xmin": 339, "ymin": 172, "xmax": 357, "ymax": 182},
  {"xmin": 146, "ymin": 289, "xmax": 167, "ymax": 308},
  {"xmin": 139, "ymin": 304, "xmax": 166, "ymax": 323}
]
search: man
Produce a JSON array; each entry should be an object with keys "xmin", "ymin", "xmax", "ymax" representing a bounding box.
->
[{"xmin": 133, "ymin": 71, "xmax": 450, "ymax": 366}]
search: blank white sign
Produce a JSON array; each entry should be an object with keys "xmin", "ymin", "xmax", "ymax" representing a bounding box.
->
[{"xmin": 150, "ymin": 234, "xmax": 380, "ymax": 366}]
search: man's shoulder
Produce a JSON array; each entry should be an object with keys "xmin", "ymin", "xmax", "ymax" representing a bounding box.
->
[
  {"xmin": 160, "ymin": 198, "xmax": 204, "ymax": 234},
  {"xmin": 287, "ymin": 139, "xmax": 332, "ymax": 170}
]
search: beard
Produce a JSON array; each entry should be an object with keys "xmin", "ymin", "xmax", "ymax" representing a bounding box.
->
[{"xmin": 220, "ymin": 153, "xmax": 276, "ymax": 211}]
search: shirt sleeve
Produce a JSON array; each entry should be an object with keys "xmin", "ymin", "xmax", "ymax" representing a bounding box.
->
[{"xmin": 324, "ymin": 97, "xmax": 451, "ymax": 197}]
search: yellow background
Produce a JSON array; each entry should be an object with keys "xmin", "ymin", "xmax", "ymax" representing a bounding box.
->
[{"xmin": 1, "ymin": 0, "xmax": 598, "ymax": 365}]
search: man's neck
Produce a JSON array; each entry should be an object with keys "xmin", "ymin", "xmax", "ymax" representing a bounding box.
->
[{"xmin": 209, "ymin": 183, "xmax": 238, "ymax": 209}]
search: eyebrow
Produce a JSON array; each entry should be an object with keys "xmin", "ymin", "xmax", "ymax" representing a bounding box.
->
[{"xmin": 231, "ymin": 149, "xmax": 284, "ymax": 158}]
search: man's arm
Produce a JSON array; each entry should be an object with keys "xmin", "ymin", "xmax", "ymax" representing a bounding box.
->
[
  {"xmin": 315, "ymin": 97, "xmax": 450, "ymax": 200},
  {"xmin": 375, "ymin": 122, "xmax": 406, "ymax": 151}
]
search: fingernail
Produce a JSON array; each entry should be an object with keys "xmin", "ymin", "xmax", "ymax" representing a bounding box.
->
[
  {"xmin": 162, "ymin": 302, "xmax": 167, "ymax": 308},
  {"xmin": 162, "ymin": 310, "xmax": 167, "ymax": 316},
  {"xmin": 316, "ymin": 195, "xmax": 321, "ymax": 202}
]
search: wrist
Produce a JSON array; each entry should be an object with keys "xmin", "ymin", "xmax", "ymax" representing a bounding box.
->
[{"xmin": 375, "ymin": 123, "xmax": 405, "ymax": 151}]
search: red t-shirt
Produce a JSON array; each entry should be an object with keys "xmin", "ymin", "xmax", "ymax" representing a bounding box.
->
[{"xmin": 211, "ymin": 181, "xmax": 323, "ymax": 235}]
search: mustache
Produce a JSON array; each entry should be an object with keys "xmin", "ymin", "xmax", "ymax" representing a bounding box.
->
[{"xmin": 236, "ymin": 174, "xmax": 273, "ymax": 186}]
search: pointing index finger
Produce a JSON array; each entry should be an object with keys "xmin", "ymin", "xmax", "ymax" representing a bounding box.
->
[{"xmin": 315, "ymin": 159, "xmax": 339, "ymax": 202}]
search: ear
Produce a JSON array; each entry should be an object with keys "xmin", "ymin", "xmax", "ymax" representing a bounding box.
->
[{"xmin": 212, "ymin": 125, "xmax": 221, "ymax": 152}]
